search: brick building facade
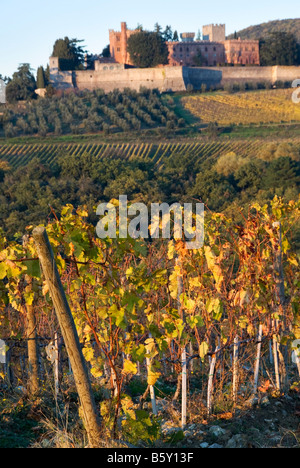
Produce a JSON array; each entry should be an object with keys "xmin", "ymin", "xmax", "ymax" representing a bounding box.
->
[
  {"xmin": 167, "ymin": 41, "xmax": 226, "ymax": 67},
  {"xmin": 109, "ymin": 22, "xmax": 260, "ymax": 67},
  {"xmin": 224, "ymin": 39, "xmax": 260, "ymax": 66}
]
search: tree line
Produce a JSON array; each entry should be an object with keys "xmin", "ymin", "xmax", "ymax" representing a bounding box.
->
[{"xmin": 0, "ymin": 145, "xmax": 299, "ymax": 241}]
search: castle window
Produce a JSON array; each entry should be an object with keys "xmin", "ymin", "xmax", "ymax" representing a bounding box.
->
[
  {"xmin": 205, "ymin": 47, "xmax": 208, "ymax": 52},
  {"xmin": 117, "ymin": 48, "xmax": 120, "ymax": 52},
  {"xmin": 116, "ymin": 36, "xmax": 121, "ymax": 41},
  {"xmin": 213, "ymin": 47, "xmax": 216, "ymax": 51}
]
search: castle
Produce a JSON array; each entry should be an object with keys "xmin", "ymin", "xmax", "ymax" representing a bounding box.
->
[
  {"xmin": 109, "ymin": 22, "xmax": 260, "ymax": 67},
  {"xmin": 48, "ymin": 22, "xmax": 300, "ymax": 94}
]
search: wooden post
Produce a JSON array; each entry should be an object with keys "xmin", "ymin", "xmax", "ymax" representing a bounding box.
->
[
  {"xmin": 181, "ymin": 346, "xmax": 187, "ymax": 428},
  {"xmin": 25, "ymin": 284, "xmax": 39, "ymax": 395},
  {"xmin": 273, "ymin": 222, "xmax": 288, "ymax": 377},
  {"xmin": 272, "ymin": 330, "xmax": 281, "ymax": 392},
  {"xmin": 294, "ymin": 348, "xmax": 300, "ymax": 378},
  {"xmin": 253, "ymin": 324, "xmax": 263, "ymax": 394},
  {"xmin": 232, "ymin": 335, "xmax": 239, "ymax": 404},
  {"xmin": 0, "ymin": 339, "xmax": 6, "ymax": 384},
  {"xmin": 146, "ymin": 333, "xmax": 158, "ymax": 416},
  {"xmin": 176, "ymin": 257, "xmax": 187, "ymax": 429},
  {"xmin": 23, "ymin": 233, "xmax": 40, "ymax": 396},
  {"xmin": 207, "ymin": 346, "xmax": 219, "ymax": 417},
  {"xmin": 54, "ymin": 333, "xmax": 60, "ymax": 398},
  {"xmin": 33, "ymin": 227, "xmax": 102, "ymax": 448},
  {"xmin": 272, "ymin": 222, "xmax": 285, "ymax": 318}
]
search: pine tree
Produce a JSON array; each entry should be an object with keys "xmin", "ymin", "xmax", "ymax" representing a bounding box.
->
[
  {"xmin": 154, "ymin": 23, "xmax": 162, "ymax": 35},
  {"xmin": 173, "ymin": 30, "xmax": 179, "ymax": 42},
  {"xmin": 163, "ymin": 25, "xmax": 173, "ymax": 42}
]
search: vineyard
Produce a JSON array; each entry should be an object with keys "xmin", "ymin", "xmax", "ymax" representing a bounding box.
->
[
  {"xmin": 182, "ymin": 89, "xmax": 300, "ymax": 126},
  {"xmin": 0, "ymin": 197, "xmax": 299, "ymax": 448},
  {"xmin": 1, "ymin": 138, "xmax": 299, "ymax": 170}
]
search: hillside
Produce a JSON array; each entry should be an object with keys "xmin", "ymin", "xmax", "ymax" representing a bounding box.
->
[
  {"xmin": 182, "ymin": 89, "xmax": 300, "ymax": 126},
  {"xmin": 228, "ymin": 18, "xmax": 300, "ymax": 42}
]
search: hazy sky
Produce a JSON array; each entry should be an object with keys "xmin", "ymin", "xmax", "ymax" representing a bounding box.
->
[{"xmin": 0, "ymin": 0, "xmax": 299, "ymax": 78}]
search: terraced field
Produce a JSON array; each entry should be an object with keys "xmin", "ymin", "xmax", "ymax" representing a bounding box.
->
[
  {"xmin": 182, "ymin": 89, "xmax": 300, "ymax": 126},
  {"xmin": 2, "ymin": 138, "xmax": 299, "ymax": 169}
]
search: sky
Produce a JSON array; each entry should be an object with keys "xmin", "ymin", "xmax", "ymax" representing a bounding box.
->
[{"xmin": 0, "ymin": 0, "xmax": 299, "ymax": 78}]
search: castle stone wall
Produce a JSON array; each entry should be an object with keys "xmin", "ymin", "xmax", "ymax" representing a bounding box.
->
[
  {"xmin": 188, "ymin": 66, "xmax": 300, "ymax": 89},
  {"xmin": 72, "ymin": 67, "xmax": 188, "ymax": 93},
  {"xmin": 275, "ymin": 66, "xmax": 300, "ymax": 83},
  {"xmin": 49, "ymin": 59, "xmax": 300, "ymax": 94}
]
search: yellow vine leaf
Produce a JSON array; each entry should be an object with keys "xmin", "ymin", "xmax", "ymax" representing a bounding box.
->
[
  {"xmin": 147, "ymin": 370, "xmax": 161, "ymax": 386},
  {"xmin": 123, "ymin": 359, "xmax": 137, "ymax": 375},
  {"xmin": 204, "ymin": 246, "xmax": 224, "ymax": 292}
]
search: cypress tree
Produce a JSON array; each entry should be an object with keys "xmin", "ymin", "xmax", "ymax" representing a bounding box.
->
[{"xmin": 37, "ymin": 66, "xmax": 45, "ymax": 89}]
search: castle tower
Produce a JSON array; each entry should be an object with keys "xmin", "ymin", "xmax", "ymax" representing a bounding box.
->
[
  {"xmin": 121, "ymin": 22, "xmax": 128, "ymax": 64},
  {"xmin": 109, "ymin": 22, "xmax": 137, "ymax": 65},
  {"xmin": 202, "ymin": 24, "xmax": 226, "ymax": 42},
  {"xmin": 49, "ymin": 56, "xmax": 60, "ymax": 72}
]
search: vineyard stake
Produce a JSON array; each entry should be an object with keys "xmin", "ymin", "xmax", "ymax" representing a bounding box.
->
[
  {"xmin": 54, "ymin": 332, "xmax": 59, "ymax": 398},
  {"xmin": 253, "ymin": 324, "xmax": 263, "ymax": 394},
  {"xmin": 23, "ymin": 235, "xmax": 40, "ymax": 396},
  {"xmin": 207, "ymin": 346, "xmax": 219, "ymax": 417},
  {"xmin": 1, "ymin": 344, "xmax": 7, "ymax": 384},
  {"xmin": 33, "ymin": 227, "xmax": 102, "ymax": 448},
  {"xmin": 232, "ymin": 335, "xmax": 239, "ymax": 404},
  {"xmin": 181, "ymin": 346, "xmax": 187, "ymax": 428},
  {"xmin": 294, "ymin": 350, "xmax": 300, "ymax": 378},
  {"xmin": 289, "ymin": 324, "xmax": 300, "ymax": 378},
  {"xmin": 176, "ymin": 257, "xmax": 187, "ymax": 429},
  {"xmin": 272, "ymin": 222, "xmax": 285, "ymax": 322},
  {"xmin": 272, "ymin": 325, "xmax": 281, "ymax": 391},
  {"xmin": 146, "ymin": 333, "xmax": 158, "ymax": 416}
]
